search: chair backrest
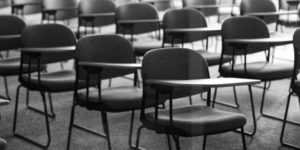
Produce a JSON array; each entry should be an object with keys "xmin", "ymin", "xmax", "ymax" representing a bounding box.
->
[
  {"xmin": 21, "ymin": 24, "xmax": 76, "ymax": 64},
  {"xmin": 162, "ymin": 8, "xmax": 208, "ymax": 44},
  {"xmin": 240, "ymin": 0, "xmax": 277, "ymax": 24},
  {"xmin": 182, "ymin": 0, "xmax": 218, "ymax": 17},
  {"xmin": 43, "ymin": 0, "xmax": 77, "ymax": 20},
  {"xmin": 142, "ymin": 48, "xmax": 210, "ymax": 100},
  {"xmin": 12, "ymin": 0, "xmax": 42, "ymax": 14},
  {"xmin": 115, "ymin": 3, "xmax": 160, "ymax": 34},
  {"xmin": 76, "ymin": 34, "xmax": 135, "ymax": 80},
  {"xmin": 0, "ymin": 138, "xmax": 6, "ymax": 150},
  {"xmin": 221, "ymin": 16, "xmax": 270, "ymax": 56},
  {"xmin": 292, "ymin": 29, "xmax": 300, "ymax": 90},
  {"xmin": 0, "ymin": 15, "xmax": 25, "ymax": 50},
  {"xmin": 78, "ymin": 0, "xmax": 116, "ymax": 27}
]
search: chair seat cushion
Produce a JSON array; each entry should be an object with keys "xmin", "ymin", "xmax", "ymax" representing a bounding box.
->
[
  {"xmin": 196, "ymin": 50, "xmax": 232, "ymax": 66},
  {"xmin": 133, "ymin": 40, "xmax": 162, "ymax": 56},
  {"xmin": 142, "ymin": 105, "xmax": 246, "ymax": 136},
  {"xmin": 77, "ymin": 86, "xmax": 145, "ymax": 112},
  {"xmin": 221, "ymin": 62, "xmax": 293, "ymax": 80},
  {"xmin": 0, "ymin": 57, "xmax": 43, "ymax": 76},
  {"xmin": 21, "ymin": 70, "xmax": 85, "ymax": 92}
]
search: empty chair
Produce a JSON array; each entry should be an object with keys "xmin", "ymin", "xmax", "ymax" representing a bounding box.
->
[
  {"xmin": 280, "ymin": 28, "xmax": 300, "ymax": 149},
  {"xmin": 13, "ymin": 24, "xmax": 77, "ymax": 148},
  {"xmin": 0, "ymin": 138, "xmax": 6, "ymax": 150},
  {"xmin": 42, "ymin": 0, "xmax": 77, "ymax": 23},
  {"xmin": 162, "ymin": 8, "xmax": 231, "ymax": 66},
  {"xmin": 11, "ymin": 0, "xmax": 42, "ymax": 17},
  {"xmin": 77, "ymin": 0, "xmax": 116, "ymax": 38},
  {"xmin": 135, "ymin": 48, "xmax": 247, "ymax": 150},
  {"xmin": 220, "ymin": 16, "xmax": 293, "ymax": 121},
  {"xmin": 115, "ymin": 2, "xmax": 162, "ymax": 57},
  {"xmin": 0, "ymin": 15, "xmax": 26, "ymax": 100},
  {"xmin": 66, "ymin": 35, "xmax": 143, "ymax": 150},
  {"xmin": 277, "ymin": 0, "xmax": 300, "ymax": 28}
]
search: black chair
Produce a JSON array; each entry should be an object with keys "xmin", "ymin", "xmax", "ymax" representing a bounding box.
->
[
  {"xmin": 280, "ymin": 28, "xmax": 300, "ymax": 150},
  {"xmin": 115, "ymin": 2, "xmax": 162, "ymax": 57},
  {"xmin": 240, "ymin": 0, "xmax": 278, "ymax": 31},
  {"xmin": 11, "ymin": 0, "xmax": 42, "ymax": 17},
  {"xmin": 220, "ymin": 16, "xmax": 293, "ymax": 124},
  {"xmin": 0, "ymin": 15, "xmax": 26, "ymax": 100},
  {"xmin": 66, "ymin": 34, "xmax": 143, "ymax": 150},
  {"xmin": 41, "ymin": 0, "xmax": 77, "ymax": 24},
  {"xmin": 162, "ymin": 8, "xmax": 231, "ymax": 66},
  {"xmin": 277, "ymin": 0, "xmax": 300, "ymax": 28},
  {"xmin": 13, "ymin": 24, "xmax": 77, "ymax": 148},
  {"xmin": 77, "ymin": 0, "xmax": 116, "ymax": 38},
  {"xmin": 135, "ymin": 48, "xmax": 247, "ymax": 150},
  {"xmin": 0, "ymin": 138, "xmax": 6, "ymax": 150}
]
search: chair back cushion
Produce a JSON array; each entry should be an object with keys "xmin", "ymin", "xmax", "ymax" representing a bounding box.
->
[
  {"xmin": 76, "ymin": 34, "xmax": 135, "ymax": 80},
  {"xmin": 142, "ymin": 48, "xmax": 209, "ymax": 100},
  {"xmin": 0, "ymin": 15, "xmax": 25, "ymax": 50},
  {"xmin": 221, "ymin": 16, "xmax": 269, "ymax": 55},
  {"xmin": 116, "ymin": 3, "xmax": 160, "ymax": 34},
  {"xmin": 78, "ymin": 0, "xmax": 116, "ymax": 27},
  {"xmin": 162, "ymin": 8, "xmax": 207, "ymax": 44},
  {"xmin": 21, "ymin": 24, "xmax": 76, "ymax": 64},
  {"xmin": 240, "ymin": 0, "xmax": 277, "ymax": 24}
]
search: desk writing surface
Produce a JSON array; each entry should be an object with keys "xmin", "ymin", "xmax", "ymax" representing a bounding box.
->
[
  {"xmin": 225, "ymin": 37, "xmax": 292, "ymax": 45},
  {"xmin": 79, "ymin": 13, "xmax": 115, "ymax": 18},
  {"xmin": 192, "ymin": 4, "xmax": 234, "ymax": 9},
  {"xmin": 117, "ymin": 19, "xmax": 161, "ymax": 24},
  {"xmin": 21, "ymin": 46, "xmax": 76, "ymax": 53},
  {"xmin": 79, "ymin": 62, "xmax": 142, "ymax": 69},
  {"xmin": 0, "ymin": 34, "xmax": 21, "ymax": 40},
  {"xmin": 245, "ymin": 11, "xmax": 298, "ymax": 16},
  {"xmin": 147, "ymin": 78, "xmax": 260, "ymax": 88},
  {"xmin": 165, "ymin": 26, "xmax": 221, "ymax": 33}
]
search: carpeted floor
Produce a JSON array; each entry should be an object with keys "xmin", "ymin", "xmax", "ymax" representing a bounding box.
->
[{"xmin": 0, "ymin": 3, "xmax": 300, "ymax": 150}]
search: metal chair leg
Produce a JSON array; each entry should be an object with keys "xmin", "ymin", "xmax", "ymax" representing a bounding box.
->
[
  {"xmin": 135, "ymin": 126, "xmax": 145, "ymax": 150},
  {"xmin": 167, "ymin": 134, "xmax": 172, "ymax": 150},
  {"xmin": 26, "ymin": 91, "xmax": 56, "ymax": 118},
  {"xmin": 172, "ymin": 135, "xmax": 180, "ymax": 150},
  {"xmin": 13, "ymin": 90, "xmax": 51, "ymax": 148},
  {"xmin": 241, "ymin": 128, "xmax": 247, "ymax": 150},
  {"xmin": 202, "ymin": 135, "xmax": 207, "ymax": 150},
  {"xmin": 3, "ymin": 76, "xmax": 11, "ymax": 100},
  {"xmin": 189, "ymin": 95, "xmax": 193, "ymax": 105},
  {"xmin": 66, "ymin": 104, "xmax": 76, "ymax": 150},
  {"xmin": 101, "ymin": 112, "xmax": 112, "ymax": 150},
  {"xmin": 280, "ymin": 92, "xmax": 300, "ymax": 149},
  {"xmin": 210, "ymin": 86, "xmax": 239, "ymax": 109},
  {"xmin": 128, "ymin": 110, "xmax": 144, "ymax": 150},
  {"xmin": 260, "ymin": 82, "xmax": 300, "ymax": 126}
]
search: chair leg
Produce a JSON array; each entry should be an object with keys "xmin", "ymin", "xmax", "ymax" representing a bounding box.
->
[
  {"xmin": 47, "ymin": 93, "xmax": 56, "ymax": 118},
  {"xmin": 3, "ymin": 76, "xmax": 11, "ymax": 100},
  {"xmin": 241, "ymin": 128, "xmax": 247, "ymax": 150},
  {"xmin": 172, "ymin": 135, "xmax": 180, "ymax": 150},
  {"xmin": 202, "ymin": 135, "xmax": 207, "ymax": 150},
  {"xmin": 101, "ymin": 112, "xmax": 112, "ymax": 150},
  {"xmin": 189, "ymin": 95, "xmax": 193, "ymax": 105},
  {"xmin": 26, "ymin": 91, "xmax": 55, "ymax": 118},
  {"xmin": 260, "ymin": 82, "xmax": 300, "ymax": 126},
  {"xmin": 280, "ymin": 93, "xmax": 300, "ymax": 149},
  {"xmin": 128, "ymin": 111, "xmax": 144, "ymax": 150},
  {"xmin": 135, "ymin": 126, "xmax": 145, "ymax": 149},
  {"xmin": 13, "ymin": 90, "xmax": 51, "ymax": 148},
  {"xmin": 210, "ymin": 86, "xmax": 239, "ymax": 109},
  {"xmin": 167, "ymin": 134, "xmax": 172, "ymax": 150},
  {"xmin": 66, "ymin": 104, "xmax": 76, "ymax": 150}
]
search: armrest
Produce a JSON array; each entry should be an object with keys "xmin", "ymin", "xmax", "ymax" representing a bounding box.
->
[
  {"xmin": 0, "ymin": 98, "xmax": 9, "ymax": 106},
  {"xmin": 79, "ymin": 12, "xmax": 115, "ymax": 18},
  {"xmin": 0, "ymin": 34, "xmax": 21, "ymax": 40},
  {"xmin": 79, "ymin": 62, "xmax": 142, "ymax": 69},
  {"xmin": 146, "ymin": 78, "xmax": 261, "ymax": 88},
  {"xmin": 21, "ymin": 46, "xmax": 76, "ymax": 53}
]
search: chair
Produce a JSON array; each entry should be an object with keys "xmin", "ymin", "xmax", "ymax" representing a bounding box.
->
[
  {"xmin": 0, "ymin": 15, "xmax": 26, "ymax": 100},
  {"xmin": 135, "ymin": 48, "xmax": 247, "ymax": 150},
  {"xmin": 11, "ymin": 0, "xmax": 42, "ymax": 17},
  {"xmin": 115, "ymin": 2, "xmax": 162, "ymax": 57},
  {"xmin": 66, "ymin": 34, "xmax": 143, "ymax": 150},
  {"xmin": 220, "ymin": 16, "xmax": 293, "ymax": 123},
  {"xmin": 240, "ymin": 0, "xmax": 278, "ymax": 30},
  {"xmin": 280, "ymin": 28, "xmax": 300, "ymax": 150},
  {"xmin": 162, "ymin": 8, "xmax": 231, "ymax": 66},
  {"xmin": 13, "ymin": 24, "xmax": 77, "ymax": 148},
  {"xmin": 277, "ymin": 0, "xmax": 300, "ymax": 28},
  {"xmin": 77, "ymin": 0, "xmax": 116, "ymax": 38},
  {"xmin": 140, "ymin": 0, "xmax": 173, "ymax": 11},
  {"xmin": 41, "ymin": 0, "xmax": 77, "ymax": 23}
]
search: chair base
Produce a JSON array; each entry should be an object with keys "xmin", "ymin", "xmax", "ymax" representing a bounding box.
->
[{"xmin": 14, "ymin": 132, "xmax": 50, "ymax": 149}]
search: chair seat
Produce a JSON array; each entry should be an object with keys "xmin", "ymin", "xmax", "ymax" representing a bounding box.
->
[
  {"xmin": 77, "ymin": 86, "xmax": 145, "ymax": 112},
  {"xmin": 21, "ymin": 70, "xmax": 86, "ymax": 92},
  {"xmin": 142, "ymin": 105, "xmax": 246, "ymax": 136},
  {"xmin": 196, "ymin": 50, "xmax": 232, "ymax": 66},
  {"xmin": 221, "ymin": 61, "xmax": 293, "ymax": 80},
  {"xmin": 0, "ymin": 57, "xmax": 43, "ymax": 76},
  {"xmin": 133, "ymin": 39, "xmax": 162, "ymax": 56}
]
